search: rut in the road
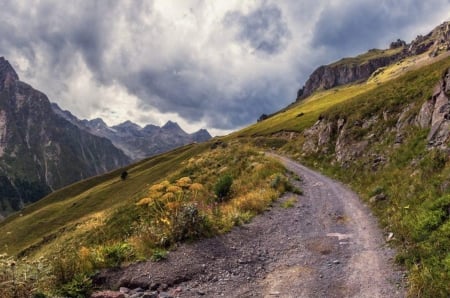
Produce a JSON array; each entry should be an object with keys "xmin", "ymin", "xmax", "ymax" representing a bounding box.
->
[{"xmin": 95, "ymin": 155, "xmax": 405, "ymax": 298}]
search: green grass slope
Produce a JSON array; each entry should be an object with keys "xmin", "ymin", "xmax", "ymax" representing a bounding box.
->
[
  {"xmin": 0, "ymin": 143, "xmax": 208, "ymax": 256},
  {"xmin": 0, "ymin": 139, "xmax": 292, "ymax": 296}
]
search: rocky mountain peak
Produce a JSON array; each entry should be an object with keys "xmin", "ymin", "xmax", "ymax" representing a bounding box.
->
[
  {"xmin": 162, "ymin": 120, "xmax": 182, "ymax": 131},
  {"xmin": 113, "ymin": 120, "xmax": 142, "ymax": 131},
  {"xmin": 191, "ymin": 128, "xmax": 212, "ymax": 142},
  {"xmin": 142, "ymin": 124, "xmax": 159, "ymax": 133},
  {"xmin": 0, "ymin": 56, "xmax": 19, "ymax": 90},
  {"xmin": 89, "ymin": 118, "xmax": 108, "ymax": 129}
]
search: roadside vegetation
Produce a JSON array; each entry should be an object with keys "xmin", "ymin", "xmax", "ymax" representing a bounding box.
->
[{"xmin": 0, "ymin": 142, "xmax": 291, "ymax": 297}]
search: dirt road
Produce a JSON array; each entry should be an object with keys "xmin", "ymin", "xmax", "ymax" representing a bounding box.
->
[{"xmin": 96, "ymin": 155, "xmax": 405, "ymax": 297}]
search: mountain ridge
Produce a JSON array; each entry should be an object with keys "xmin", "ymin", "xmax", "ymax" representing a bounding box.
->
[
  {"xmin": 0, "ymin": 57, "xmax": 131, "ymax": 216},
  {"xmin": 297, "ymin": 21, "xmax": 450, "ymax": 100},
  {"xmin": 52, "ymin": 104, "xmax": 212, "ymax": 161}
]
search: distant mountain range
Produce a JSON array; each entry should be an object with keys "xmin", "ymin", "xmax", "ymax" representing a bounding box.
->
[
  {"xmin": 52, "ymin": 104, "xmax": 211, "ymax": 161},
  {"xmin": 0, "ymin": 57, "xmax": 211, "ymax": 217}
]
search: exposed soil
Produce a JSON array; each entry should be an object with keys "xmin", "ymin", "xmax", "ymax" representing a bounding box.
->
[{"xmin": 95, "ymin": 154, "xmax": 406, "ymax": 297}]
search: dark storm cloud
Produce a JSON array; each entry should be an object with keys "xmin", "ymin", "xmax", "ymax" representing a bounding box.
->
[
  {"xmin": 0, "ymin": 1, "xmax": 118, "ymax": 82},
  {"xmin": 312, "ymin": 0, "xmax": 450, "ymax": 59},
  {"xmin": 224, "ymin": 2, "xmax": 291, "ymax": 55},
  {"xmin": 124, "ymin": 59, "xmax": 290, "ymax": 129}
]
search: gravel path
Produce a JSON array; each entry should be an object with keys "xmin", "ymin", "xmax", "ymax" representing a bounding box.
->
[{"xmin": 95, "ymin": 154, "xmax": 406, "ymax": 298}]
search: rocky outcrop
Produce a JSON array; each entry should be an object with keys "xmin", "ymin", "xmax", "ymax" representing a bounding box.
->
[
  {"xmin": 301, "ymin": 65, "xmax": 450, "ymax": 166},
  {"xmin": 0, "ymin": 57, "xmax": 130, "ymax": 216},
  {"xmin": 302, "ymin": 120, "xmax": 336, "ymax": 154},
  {"xmin": 410, "ymin": 21, "xmax": 450, "ymax": 57},
  {"xmin": 297, "ymin": 21, "xmax": 450, "ymax": 101},
  {"xmin": 53, "ymin": 105, "xmax": 212, "ymax": 161},
  {"xmin": 302, "ymin": 117, "xmax": 370, "ymax": 165},
  {"xmin": 415, "ymin": 68, "xmax": 450, "ymax": 148},
  {"xmin": 298, "ymin": 50, "xmax": 404, "ymax": 100}
]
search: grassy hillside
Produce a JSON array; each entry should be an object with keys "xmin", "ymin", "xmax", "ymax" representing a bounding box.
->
[
  {"xmin": 0, "ymin": 140, "xmax": 293, "ymax": 296},
  {"xmin": 0, "ymin": 143, "xmax": 208, "ymax": 255}
]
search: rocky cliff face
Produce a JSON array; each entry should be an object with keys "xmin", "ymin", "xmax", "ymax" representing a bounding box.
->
[
  {"xmin": 298, "ymin": 50, "xmax": 404, "ymax": 99},
  {"xmin": 0, "ymin": 57, "xmax": 130, "ymax": 216},
  {"xmin": 297, "ymin": 21, "xmax": 450, "ymax": 100},
  {"xmin": 416, "ymin": 68, "xmax": 450, "ymax": 147},
  {"xmin": 52, "ymin": 105, "xmax": 212, "ymax": 161}
]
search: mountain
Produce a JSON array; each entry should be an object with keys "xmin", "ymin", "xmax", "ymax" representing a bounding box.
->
[
  {"xmin": 0, "ymin": 57, "xmax": 130, "ymax": 217},
  {"xmin": 2, "ymin": 21, "xmax": 450, "ymax": 298},
  {"xmin": 297, "ymin": 21, "xmax": 450, "ymax": 100},
  {"xmin": 52, "ymin": 104, "xmax": 212, "ymax": 160}
]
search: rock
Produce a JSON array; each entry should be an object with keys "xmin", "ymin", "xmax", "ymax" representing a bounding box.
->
[
  {"xmin": 416, "ymin": 98, "xmax": 434, "ymax": 128},
  {"xmin": 370, "ymin": 193, "xmax": 387, "ymax": 203},
  {"xmin": 91, "ymin": 291, "xmax": 126, "ymax": 298},
  {"xmin": 390, "ymin": 39, "xmax": 407, "ymax": 49},
  {"xmin": 297, "ymin": 87, "xmax": 304, "ymax": 100},
  {"xmin": 415, "ymin": 68, "xmax": 450, "ymax": 148},
  {"xmin": 258, "ymin": 114, "xmax": 269, "ymax": 122},
  {"xmin": 158, "ymin": 292, "xmax": 173, "ymax": 298},
  {"xmin": 302, "ymin": 120, "xmax": 336, "ymax": 154},
  {"xmin": 142, "ymin": 292, "xmax": 158, "ymax": 298},
  {"xmin": 396, "ymin": 104, "xmax": 415, "ymax": 132},
  {"xmin": 335, "ymin": 130, "xmax": 369, "ymax": 164},
  {"xmin": 197, "ymin": 289, "xmax": 206, "ymax": 295},
  {"xmin": 387, "ymin": 232, "xmax": 394, "ymax": 242},
  {"xmin": 159, "ymin": 283, "xmax": 169, "ymax": 291},
  {"xmin": 119, "ymin": 287, "xmax": 130, "ymax": 294}
]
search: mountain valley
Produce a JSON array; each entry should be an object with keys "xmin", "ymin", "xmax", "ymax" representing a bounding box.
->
[
  {"xmin": 0, "ymin": 58, "xmax": 211, "ymax": 218},
  {"xmin": 1, "ymin": 20, "xmax": 450, "ymax": 298}
]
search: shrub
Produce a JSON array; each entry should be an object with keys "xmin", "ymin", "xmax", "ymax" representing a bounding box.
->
[
  {"xmin": 270, "ymin": 175, "xmax": 281, "ymax": 189},
  {"xmin": 101, "ymin": 243, "xmax": 134, "ymax": 267},
  {"xmin": 281, "ymin": 197, "xmax": 297, "ymax": 208},
  {"xmin": 57, "ymin": 273, "xmax": 92, "ymax": 298},
  {"xmin": 214, "ymin": 174, "xmax": 233, "ymax": 201},
  {"xmin": 150, "ymin": 249, "xmax": 168, "ymax": 262}
]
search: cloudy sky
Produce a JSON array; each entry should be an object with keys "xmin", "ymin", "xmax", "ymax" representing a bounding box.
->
[{"xmin": 0, "ymin": 1, "xmax": 449, "ymax": 135}]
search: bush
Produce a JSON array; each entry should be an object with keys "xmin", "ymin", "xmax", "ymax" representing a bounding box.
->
[
  {"xmin": 150, "ymin": 249, "xmax": 168, "ymax": 262},
  {"xmin": 171, "ymin": 203, "xmax": 209, "ymax": 241},
  {"xmin": 281, "ymin": 197, "xmax": 297, "ymax": 208},
  {"xmin": 214, "ymin": 174, "xmax": 233, "ymax": 201},
  {"xmin": 57, "ymin": 273, "xmax": 92, "ymax": 298},
  {"xmin": 101, "ymin": 243, "xmax": 134, "ymax": 267}
]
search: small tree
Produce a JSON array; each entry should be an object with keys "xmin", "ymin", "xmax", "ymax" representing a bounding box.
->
[
  {"xmin": 120, "ymin": 171, "xmax": 128, "ymax": 181},
  {"xmin": 214, "ymin": 174, "xmax": 233, "ymax": 201}
]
